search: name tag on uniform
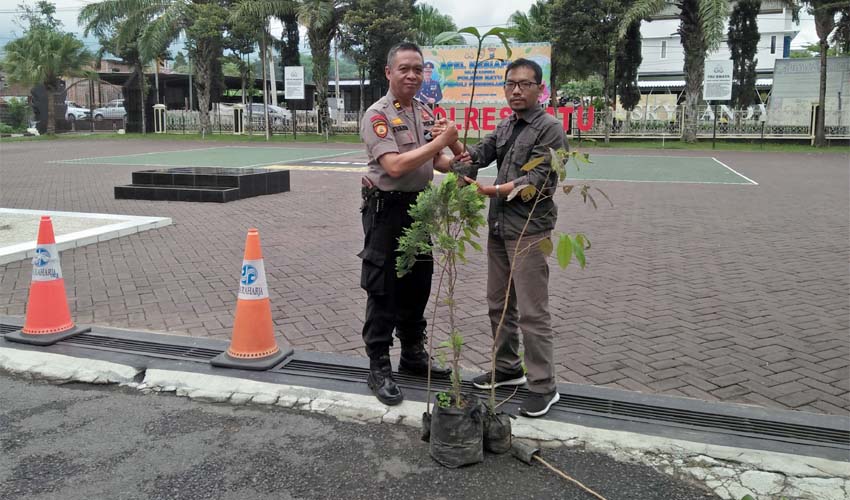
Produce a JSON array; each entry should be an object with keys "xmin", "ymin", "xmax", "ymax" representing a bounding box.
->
[{"xmin": 392, "ymin": 125, "xmax": 409, "ymax": 132}]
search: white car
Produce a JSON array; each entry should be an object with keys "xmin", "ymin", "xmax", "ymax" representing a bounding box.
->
[
  {"xmin": 65, "ymin": 101, "xmax": 91, "ymax": 121},
  {"xmin": 93, "ymin": 99, "xmax": 127, "ymax": 121}
]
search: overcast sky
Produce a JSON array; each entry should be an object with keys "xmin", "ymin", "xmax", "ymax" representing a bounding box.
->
[{"xmin": 0, "ymin": 0, "xmax": 822, "ymax": 55}]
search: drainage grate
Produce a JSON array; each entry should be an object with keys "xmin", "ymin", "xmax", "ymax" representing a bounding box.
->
[
  {"xmin": 60, "ymin": 333, "xmax": 222, "ymax": 361},
  {"xmin": 275, "ymin": 360, "xmax": 850, "ymax": 448},
  {"xmin": 0, "ymin": 324, "xmax": 20, "ymax": 335},
  {"xmin": 2, "ymin": 322, "xmax": 846, "ymax": 451}
]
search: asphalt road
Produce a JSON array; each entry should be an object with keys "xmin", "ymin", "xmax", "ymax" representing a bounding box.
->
[{"xmin": 0, "ymin": 374, "xmax": 720, "ymax": 500}]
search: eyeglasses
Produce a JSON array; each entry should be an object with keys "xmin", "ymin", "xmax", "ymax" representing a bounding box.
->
[{"xmin": 503, "ymin": 81, "xmax": 539, "ymax": 91}]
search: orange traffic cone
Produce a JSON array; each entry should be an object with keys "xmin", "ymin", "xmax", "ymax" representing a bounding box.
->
[
  {"xmin": 6, "ymin": 216, "xmax": 89, "ymax": 346},
  {"xmin": 211, "ymin": 228, "xmax": 292, "ymax": 370}
]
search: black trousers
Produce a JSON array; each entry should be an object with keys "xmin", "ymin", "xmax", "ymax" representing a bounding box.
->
[{"xmin": 359, "ymin": 192, "xmax": 433, "ymax": 360}]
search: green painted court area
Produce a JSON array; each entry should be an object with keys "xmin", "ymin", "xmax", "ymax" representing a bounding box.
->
[
  {"xmin": 57, "ymin": 146, "xmax": 360, "ymax": 169},
  {"xmin": 477, "ymin": 154, "xmax": 757, "ymax": 185},
  {"xmin": 58, "ymin": 146, "xmax": 756, "ymax": 185}
]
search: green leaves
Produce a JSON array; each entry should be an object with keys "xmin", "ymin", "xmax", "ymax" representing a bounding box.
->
[
  {"xmin": 433, "ymin": 30, "xmax": 461, "ymax": 45},
  {"xmin": 549, "ymin": 147, "xmax": 566, "ymax": 181},
  {"xmin": 482, "ymin": 27, "xmax": 512, "ymax": 58},
  {"xmin": 554, "ymin": 233, "xmax": 590, "ymax": 269},
  {"xmin": 573, "ymin": 233, "xmax": 588, "ymax": 268},
  {"xmin": 556, "ymin": 234, "xmax": 573, "ymax": 268}
]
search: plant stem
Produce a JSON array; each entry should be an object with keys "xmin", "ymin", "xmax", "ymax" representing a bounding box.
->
[{"xmin": 461, "ymin": 39, "xmax": 482, "ymax": 150}]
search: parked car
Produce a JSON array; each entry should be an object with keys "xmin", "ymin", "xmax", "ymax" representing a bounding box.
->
[
  {"xmin": 93, "ymin": 99, "xmax": 126, "ymax": 121},
  {"xmin": 246, "ymin": 103, "xmax": 291, "ymax": 124},
  {"xmin": 64, "ymin": 101, "xmax": 91, "ymax": 121}
]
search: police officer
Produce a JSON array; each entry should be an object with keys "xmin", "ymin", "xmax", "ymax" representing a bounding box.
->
[
  {"xmin": 359, "ymin": 42, "xmax": 464, "ymax": 406},
  {"xmin": 415, "ymin": 61, "xmax": 443, "ymax": 107}
]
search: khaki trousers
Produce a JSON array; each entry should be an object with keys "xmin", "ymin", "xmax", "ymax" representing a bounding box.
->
[{"xmin": 487, "ymin": 231, "xmax": 555, "ymax": 394}]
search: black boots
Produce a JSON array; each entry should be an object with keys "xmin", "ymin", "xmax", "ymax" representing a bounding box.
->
[
  {"xmin": 367, "ymin": 354, "xmax": 403, "ymax": 406},
  {"xmin": 398, "ymin": 339, "xmax": 452, "ymax": 379}
]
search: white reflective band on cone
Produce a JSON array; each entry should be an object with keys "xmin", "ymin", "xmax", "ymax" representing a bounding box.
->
[
  {"xmin": 31, "ymin": 244, "xmax": 62, "ymax": 282},
  {"xmin": 238, "ymin": 259, "xmax": 269, "ymax": 300}
]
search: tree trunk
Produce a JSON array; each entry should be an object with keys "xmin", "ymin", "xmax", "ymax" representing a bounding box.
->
[
  {"xmin": 358, "ymin": 66, "xmax": 365, "ymax": 116},
  {"xmin": 135, "ymin": 61, "xmax": 146, "ymax": 135},
  {"xmin": 192, "ymin": 39, "xmax": 218, "ymax": 135},
  {"xmin": 813, "ymin": 8, "xmax": 835, "ymax": 148},
  {"xmin": 815, "ymin": 40, "xmax": 828, "ymax": 146},
  {"xmin": 46, "ymin": 86, "xmax": 55, "ymax": 135},
  {"xmin": 309, "ymin": 27, "xmax": 332, "ymax": 135},
  {"xmin": 679, "ymin": 0, "xmax": 704, "ymax": 143}
]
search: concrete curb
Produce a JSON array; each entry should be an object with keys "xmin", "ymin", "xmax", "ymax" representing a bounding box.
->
[{"xmin": 1, "ymin": 347, "xmax": 846, "ymax": 500}]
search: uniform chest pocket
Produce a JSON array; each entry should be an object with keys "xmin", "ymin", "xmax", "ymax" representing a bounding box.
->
[
  {"xmin": 510, "ymin": 138, "xmax": 537, "ymax": 165},
  {"xmin": 396, "ymin": 129, "xmax": 417, "ymax": 150}
]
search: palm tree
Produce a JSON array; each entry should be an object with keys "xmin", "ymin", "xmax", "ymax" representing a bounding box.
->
[
  {"xmin": 236, "ymin": 0, "xmax": 348, "ymax": 135},
  {"xmin": 507, "ymin": 0, "xmax": 552, "ymax": 43},
  {"xmin": 621, "ymin": 0, "xmax": 729, "ymax": 143},
  {"xmin": 2, "ymin": 29, "xmax": 92, "ymax": 134},
  {"xmin": 412, "ymin": 4, "xmax": 459, "ymax": 46},
  {"xmin": 78, "ymin": 0, "xmax": 228, "ymax": 135},
  {"xmin": 79, "ymin": 8, "xmax": 148, "ymax": 134},
  {"xmin": 803, "ymin": 1, "xmax": 844, "ymax": 146}
]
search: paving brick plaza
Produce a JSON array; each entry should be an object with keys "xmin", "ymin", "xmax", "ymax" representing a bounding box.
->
[{"xmin": 1, "ymin": 138, "xmax": 847, "ymax": 416}]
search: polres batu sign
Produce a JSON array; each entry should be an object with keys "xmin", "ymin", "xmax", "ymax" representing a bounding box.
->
[{"xmin": 432, "ymin": 105, "xmax": 596, "ymax": 132}]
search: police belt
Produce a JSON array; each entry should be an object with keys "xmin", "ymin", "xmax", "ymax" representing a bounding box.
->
[{"xmin": 361, "ymin": 188, "xmax": 421, "ymax": 207}]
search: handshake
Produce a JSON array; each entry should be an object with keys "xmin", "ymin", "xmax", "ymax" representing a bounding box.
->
[{"xmin": 430, "ymin": 118, "xmax": 474, "ymax": 176}]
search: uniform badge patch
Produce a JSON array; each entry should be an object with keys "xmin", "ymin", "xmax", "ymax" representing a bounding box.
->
[
  {"xmin": 373, "ymin": 120, "xmax": 388, "ymax": 138},
  {"xmin": 391, "ymin": 117, "xmax": 404, "ymax": 126},
  {"xmin": 370, "ymin": 114, "xmax": 389, "ymax": 138}
]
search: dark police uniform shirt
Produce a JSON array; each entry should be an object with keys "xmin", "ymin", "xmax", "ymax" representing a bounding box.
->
[
  {"xmin": 415, "ymin": 79, "xmax": 443, "ymax": 104},
  {"xmin": 360, "ymin": 90, "xmax": 437, "ymax": 192}
]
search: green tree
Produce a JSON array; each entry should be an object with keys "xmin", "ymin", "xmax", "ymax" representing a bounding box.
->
[
  {"xmin": 13, "ymin": 0, "xmax": 62, "ymax": 32},
  {"xmin": 237, "ymin": 0, "xmax": 350, "ymax": 134},
  {"xmin": 341, "ymin": 0, "xmax": 415, "ymax": 102},
  {"xmin": 507, "ymin": 0, "xmax": 552, "ymax": 43},
  {"xmin": 278, "ymin": 11, "xmax": 301, "ymax": 68},
  {"xmin": 2, "ymin": 28, "xmax": 92, "ymax": 134},
  {"xmin": 727, "ymin": 0, "xmax": 761, "ymax": 109},
  {"xmin": 615, "ymin": 20, "xmax": 642, "ymax": 113},
  {"xmin": 173, "ymin": 52, "xmax": 188, "ymax": 73},
  {"xmin": 78, "ymin": 0, "xmax": 231, "ymax": 134},
  {"xmin": 621, "ymin": 0, "xmax": 730, "ymax": 143},
  {"xmin": 79, "ymin": 4, "xmax": 150, "ymax": 133},
  {"xmin": 802, "ymin": 1, "xmax": 845, "ymax": 146},
  {"xmin": 412, "ymin": 4, "xmax": 459, "ymax": 46},
  {"xmin": 554, "ymin": 0, "xmax": 632, "ymax": 141}
]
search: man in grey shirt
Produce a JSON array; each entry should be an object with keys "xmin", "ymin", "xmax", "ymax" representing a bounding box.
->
[{"xmin": 463, "ymin": 58, "xmax": 567, "ymax": 418}]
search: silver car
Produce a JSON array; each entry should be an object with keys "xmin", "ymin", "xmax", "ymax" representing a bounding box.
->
[
  {"xmin": 93, "ymin": 99, "xmax": 127, "ymax": 121},
  {"xmin": 65, "ymin": 101, "xmax": 91, "ymax": 121}
]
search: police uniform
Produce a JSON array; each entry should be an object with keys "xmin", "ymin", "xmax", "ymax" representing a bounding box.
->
[{"xmin": 358, "ymin": 90, "xmax": 439, "ymax": 365}]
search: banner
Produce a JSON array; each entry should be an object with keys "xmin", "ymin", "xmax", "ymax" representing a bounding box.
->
[{"xmin": 419, "ymin": 43, "xmax": 552, "ymax": 105}]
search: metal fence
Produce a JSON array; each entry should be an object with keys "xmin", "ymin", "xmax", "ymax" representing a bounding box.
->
[{"xmin": 162, "ymin": 105, "xmax": 360, "ymax": 135}]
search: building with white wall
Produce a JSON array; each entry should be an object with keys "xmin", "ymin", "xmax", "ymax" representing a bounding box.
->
[{"xmin": 636, "ymin": 1, "xmax": 800, "ymax": 98}]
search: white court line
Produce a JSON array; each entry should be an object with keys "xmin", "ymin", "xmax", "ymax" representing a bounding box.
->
[
  {"xmin": 242, "ymin": 150, "xmax": 361, "ymax": 168},
  {"xmin": 51, "ymin": 146, "xmax": 225, "ymax": 163},
  {"xmin": 712, "ymin": 157, "xmax": 759, "ymax": 185}
]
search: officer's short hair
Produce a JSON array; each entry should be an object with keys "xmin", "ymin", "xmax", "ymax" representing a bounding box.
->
[
  {"xmin": 505, "ymin": 58, "xmax": 543, "ymax": 84},
  {"xmin": 387, "ymin": 42, "xmax": 423, "ymax": 68}
]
